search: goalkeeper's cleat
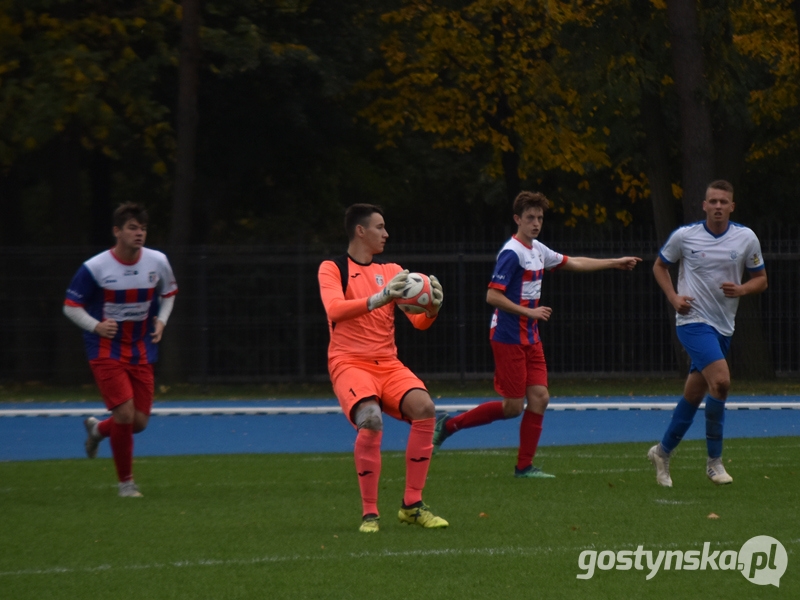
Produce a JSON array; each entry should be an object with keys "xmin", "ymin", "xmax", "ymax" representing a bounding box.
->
[
  {"xmin": 359, "ymin": 514, "xmax": 380, "ymax": 533},
  {"xmin": 648, "ymin": 444, "xmax": 673, "ymax": 487},
  {"xmin": 514, "ymin": 465, "xmax": 555, "ymax": 479},
  {"xmin": 398, "ymin": 501, "xmax": 448, "ymax": 528},
  {"xmin": 707, "ymin": 457, "xmax": 733, "ymax": 485},
  {"xmin": 432, "ymin": 413, "xmax": 451, "ymax": 454},
  {"xmin": 83, "ymin": 417, "xmax": 101, "ymax": 459},
  {"xmin": 118, "ymin": 481, "xmax": 143, "ymax": 498}
]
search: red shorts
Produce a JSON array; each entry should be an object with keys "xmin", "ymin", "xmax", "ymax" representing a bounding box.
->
[
  {"xmin": 329, "ymin": 357, "xmax": 426, "ymax": 425},
  {"xmin": 89, "ymin": 358, "xmax": 155, "ymax": 414},
  {"xmin": 491, "ymin": 340, "xmax": 548, "ymax": 399}
]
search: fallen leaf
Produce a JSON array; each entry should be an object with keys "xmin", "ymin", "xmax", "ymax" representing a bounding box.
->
[
  {"xmin": 479, "ymin": 512, "xmax": 489, "ymax": 518},
  {"xmin": 707, "ymin": 513, "xmax": 720, "ymax": 519},
  {"xmin": 764, "ymin": 476, "xmax": 770, "ymax": 479}
]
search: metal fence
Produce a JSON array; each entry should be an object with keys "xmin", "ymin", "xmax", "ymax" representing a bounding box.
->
[{"xmin": 2, "ymin": 225, "xmax": 798, "ymax": 385}]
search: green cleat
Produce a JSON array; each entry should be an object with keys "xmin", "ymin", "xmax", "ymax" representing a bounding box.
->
[
  {"xmin": 398, "ymin": 501, "xmax": 448, "ymax": 528},
  {"xmin": 432, "ymin": 413, "xmax": 451, "ymax": 455},
  {"xmin": 359, "ymin": 514, "xmax": 380, "ymax": 533},
  {"xmin": 514, "ymin": 465, "xmax": 555, "ymax": 479}
]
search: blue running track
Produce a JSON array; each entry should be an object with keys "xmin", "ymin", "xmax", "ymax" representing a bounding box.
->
[{"xmin": 1, "ymin": 397, "xmax": 798, "ymax": 461}]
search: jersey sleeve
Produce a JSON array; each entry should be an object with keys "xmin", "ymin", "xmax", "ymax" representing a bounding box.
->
[
  {"xmin": 488, "ymin": 249, "xmax": 518, "ymax": 291},
  {"xmin": 539, "ymin": 242, "xmax": 566, "ymax": 270},
  {"xmin": 158, "ymin": 254, "xmax": 179, "ymax": 298},
  {"xmin": 744, "ymin": 232, "xmax": 765, "ymax": 272},
  {"xmin": 64, "ymin": 264, "xmax": 99, "ymax": 308},
  {"xmin": 318, "ymin": 260, "xmax": 370, "ymax": 323},
  {"xmin": 658, "ymin": 228, "xmax": 684, "ymax": 265},
  {"xmin": 401, "ymin": 308, "xmax": 437, "ymax": 330}
]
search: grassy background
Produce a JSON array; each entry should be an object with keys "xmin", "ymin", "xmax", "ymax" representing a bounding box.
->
[
  {"xmin": 1, "ymin": 438, "xmax": 798, "ymax": 599},
  {"xmin": 3, "ymin": 376, "xmax": 800, "ymax": 403}
]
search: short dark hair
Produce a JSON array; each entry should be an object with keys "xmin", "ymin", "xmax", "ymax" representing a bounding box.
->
[
  {"xmin": 512, "ymin": 191, "xmax": 550, "ymax": 216},
  {"xmin": 113, "ymin": 202, "xmax": 148, "ymax": 229},
  {"xmin": 707, "ymin": 180, "xmax": 734, "ymax": 195},
  {"xmin": 344, "ymin": 203, "xmax": 383, "ymax": 240}
]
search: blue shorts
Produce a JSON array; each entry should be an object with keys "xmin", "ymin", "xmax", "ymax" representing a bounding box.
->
[{"xmin": 676, "ymin": 323, "xmax": 731, "ymax": 373}]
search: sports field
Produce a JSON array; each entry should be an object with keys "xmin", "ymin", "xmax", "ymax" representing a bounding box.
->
[{"xmin": 1, "ymin": 436, "xmax": 797, "ymax": 599}]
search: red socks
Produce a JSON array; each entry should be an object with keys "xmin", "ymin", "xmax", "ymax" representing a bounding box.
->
[
  {"xmin": 354, "ymin": 429, "xmax": 382, "ymax": 516},
  {"xmin": 109, "ymin": 421, "xmax": 134, "ymax": 483},
  {"xmin": 403, "ymin": 417, "xmax": 434, "ymax": 507},
  {"xmin": 516, "ymin": 411, "xmax": 544, "ymax": 471},
  {"xmin": 446, "ymin": 401, "xmax": 505, "ymax": 433},
  {"xmin": 97, "ymin": 417, "xmax": 113, "ymax": 438}
]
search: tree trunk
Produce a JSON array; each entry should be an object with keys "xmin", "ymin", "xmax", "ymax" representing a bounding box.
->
[
  {"xmin": 90, "ymin": 151, "xmax": 113, "ymax": 246},
  {"xmin": 163, "ymin": 0, "xmax": 202, "ymax": 383},
  {"xmin": 639, "ymin": 90, "xmax": 686, "ymax": 374},
  {"xmin": 639, "ymin": 91, "xmax": 678, "ymax": 243},
  {"xmin": 793, "ymin": 1, "xmax": 800, "ymax": 58},
  {"xmin": 666, "ymin": 0, "xmax": 715, "ymax": 223},
  {"xmin": 52, "ymin": 130, "xmax": 91, "ymax": 383},
  {"xmin": 170, "ymin": 0, "xmax": 201, "ymax": 248}
]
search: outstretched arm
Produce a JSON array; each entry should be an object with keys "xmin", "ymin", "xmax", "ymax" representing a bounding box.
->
[{"xmin": 561, "ymin": 256, "xmax": 642, "ymax": 272}]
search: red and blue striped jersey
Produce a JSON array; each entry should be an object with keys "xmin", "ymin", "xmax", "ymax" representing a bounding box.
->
[
  {"xmin": 488, "ymin": 235, "xmax": 566, "ymax": 345},
  {"xmin": 64, "ymin": 248, "xmax": 178, "ymax": 364}
]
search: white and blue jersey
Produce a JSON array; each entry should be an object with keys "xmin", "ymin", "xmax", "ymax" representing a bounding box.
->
[
  {"xmin": 488, "ymin": 235, "xmax": 567, "ymax": 345},
  {"xmin": 64, "ymin": 248, "xmax": 178, "ymax": 364},
  {"xmin": 659, "ymin": 221, "xmax": 764, "ymax": 337}
]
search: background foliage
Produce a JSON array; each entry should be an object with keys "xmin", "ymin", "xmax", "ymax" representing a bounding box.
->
[{"xmin": 1, "ymin": 0, "xmax": 798, "ymax": 247}]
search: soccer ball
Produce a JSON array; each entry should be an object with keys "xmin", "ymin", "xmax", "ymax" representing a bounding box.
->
[{"xmin": 396, "ymin": 272, "xmax": 433, "ymax": 314}]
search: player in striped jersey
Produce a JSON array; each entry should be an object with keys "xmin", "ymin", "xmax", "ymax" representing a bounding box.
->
[
  {"xmin": 63, "ymin": 203, "xmax": 178, "ymax": 497},
  {"xmin": 318, "ymin": 204, "xmax": 447, "ymax": 533},
  {"xmin": 648, "ymin": 180, "xmax": 767, "ymax": 487},
  {"xmin": 433, "ymin": 191, "xmax": 641, "ymax": 478}
]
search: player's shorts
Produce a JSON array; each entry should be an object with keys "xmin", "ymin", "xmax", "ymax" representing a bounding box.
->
[
  {"xmin": 491, "ymin": 340, "xmax": 548, "ymax": 399},
  {"xmin": 677, "ymin": 323, "xmax": 731, "ymax": 373},
  {"xmin": 89, "ymin": 358, "xmax": 155, "ymax": 414},
  {"xmin": 329, "ymin": 357, "xmax": 427, "ymax": 425}
]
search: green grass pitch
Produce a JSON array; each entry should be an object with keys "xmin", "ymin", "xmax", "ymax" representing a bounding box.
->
[{"xmin": 1, "ymin": 438, "xmax": 798, "ymax": 599}]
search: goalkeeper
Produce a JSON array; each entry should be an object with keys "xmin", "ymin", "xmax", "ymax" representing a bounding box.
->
[{"xmin": 318, "ymin": 203, "xmax": 448, "ymax": 533}]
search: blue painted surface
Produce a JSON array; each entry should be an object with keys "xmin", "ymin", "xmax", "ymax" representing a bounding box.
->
[{"xmin": 0, "ymin": 396, "xmax": 798, "ymax": 461}]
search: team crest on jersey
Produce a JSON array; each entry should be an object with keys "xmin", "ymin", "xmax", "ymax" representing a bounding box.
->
[
  {"xmin": 375, "ymin": 275, "xmax": 385, "ymax": 286},
  {"xmin": 730, "ymin": 251, "xmax": 738, "ymax": 260},
  {"xmin": 149, "ymin": 271, "xmax": 157, "ymax": 283}
]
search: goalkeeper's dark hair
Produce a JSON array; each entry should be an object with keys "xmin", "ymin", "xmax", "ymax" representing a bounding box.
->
[
  {"xmin": 513, "ymin": 191, "xmax": 550, "ymax": 217},
  {"xmin": 113, "ymin": 202, "xmax": 149, "ymax": 229},
  {"xmin": 345, "ymin": 203, "xmax": 384, "ymax": 240}
]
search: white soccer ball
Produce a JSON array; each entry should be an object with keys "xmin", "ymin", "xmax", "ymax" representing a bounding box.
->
[{"xmin": 396, "ymin": 272, "xmax": 432, "ymax": 314}]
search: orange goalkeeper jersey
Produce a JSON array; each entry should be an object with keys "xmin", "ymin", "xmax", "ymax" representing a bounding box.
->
[{"xmin": 318, "ymin": 255, "xmax": 436, "ymax": 368}]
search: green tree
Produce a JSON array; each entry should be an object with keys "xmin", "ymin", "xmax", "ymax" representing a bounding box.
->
[
  {"xmin": 0, "ymin": 0, "xmax": 179, "ymax": 245},
  {"xmin": 358, "ymin": 0, "xmax": 612, "ymax": 208}
]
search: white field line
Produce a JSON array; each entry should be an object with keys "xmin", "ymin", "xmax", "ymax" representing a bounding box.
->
[
  {"xmin": 9, "ymin": 538, "xmax": 797, "ymax": 579},
  {"xmin": 3, "ymin": 538, "xmax": 797, "ymax": 579},
  {"xmin": 2, "ymin": 401, "xmax": 799, "ymax": 418}
]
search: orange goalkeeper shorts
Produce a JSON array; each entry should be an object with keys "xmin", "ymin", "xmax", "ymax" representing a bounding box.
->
[{"xmin": 329, "ymin": 357, "xmax": 427, "ymax": 425}]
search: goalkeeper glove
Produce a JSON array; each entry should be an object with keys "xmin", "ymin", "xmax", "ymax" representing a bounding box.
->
[
  {"xmin": 426, "ymin": 274, "xmax": 443, "ymax": 317},
  {"xmin": 367, "ymin": 269, "xmax": 409, "ymax": 311}
]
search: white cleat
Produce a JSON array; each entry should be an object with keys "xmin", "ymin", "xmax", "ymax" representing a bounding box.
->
[
  {"xmin": 648, "ymin": 444, "xmax": 673, "ymax": 487},
  {"xmin": 118, "ymin": 481, "xmax": 143, "ymax": 498},
  {"xmin": 707, "ymin": 458, "xmax": 733, "ymax": 485},
  {"xmin": 83, "ymin": 417, "xmax": 100, "ymax": 459}
]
